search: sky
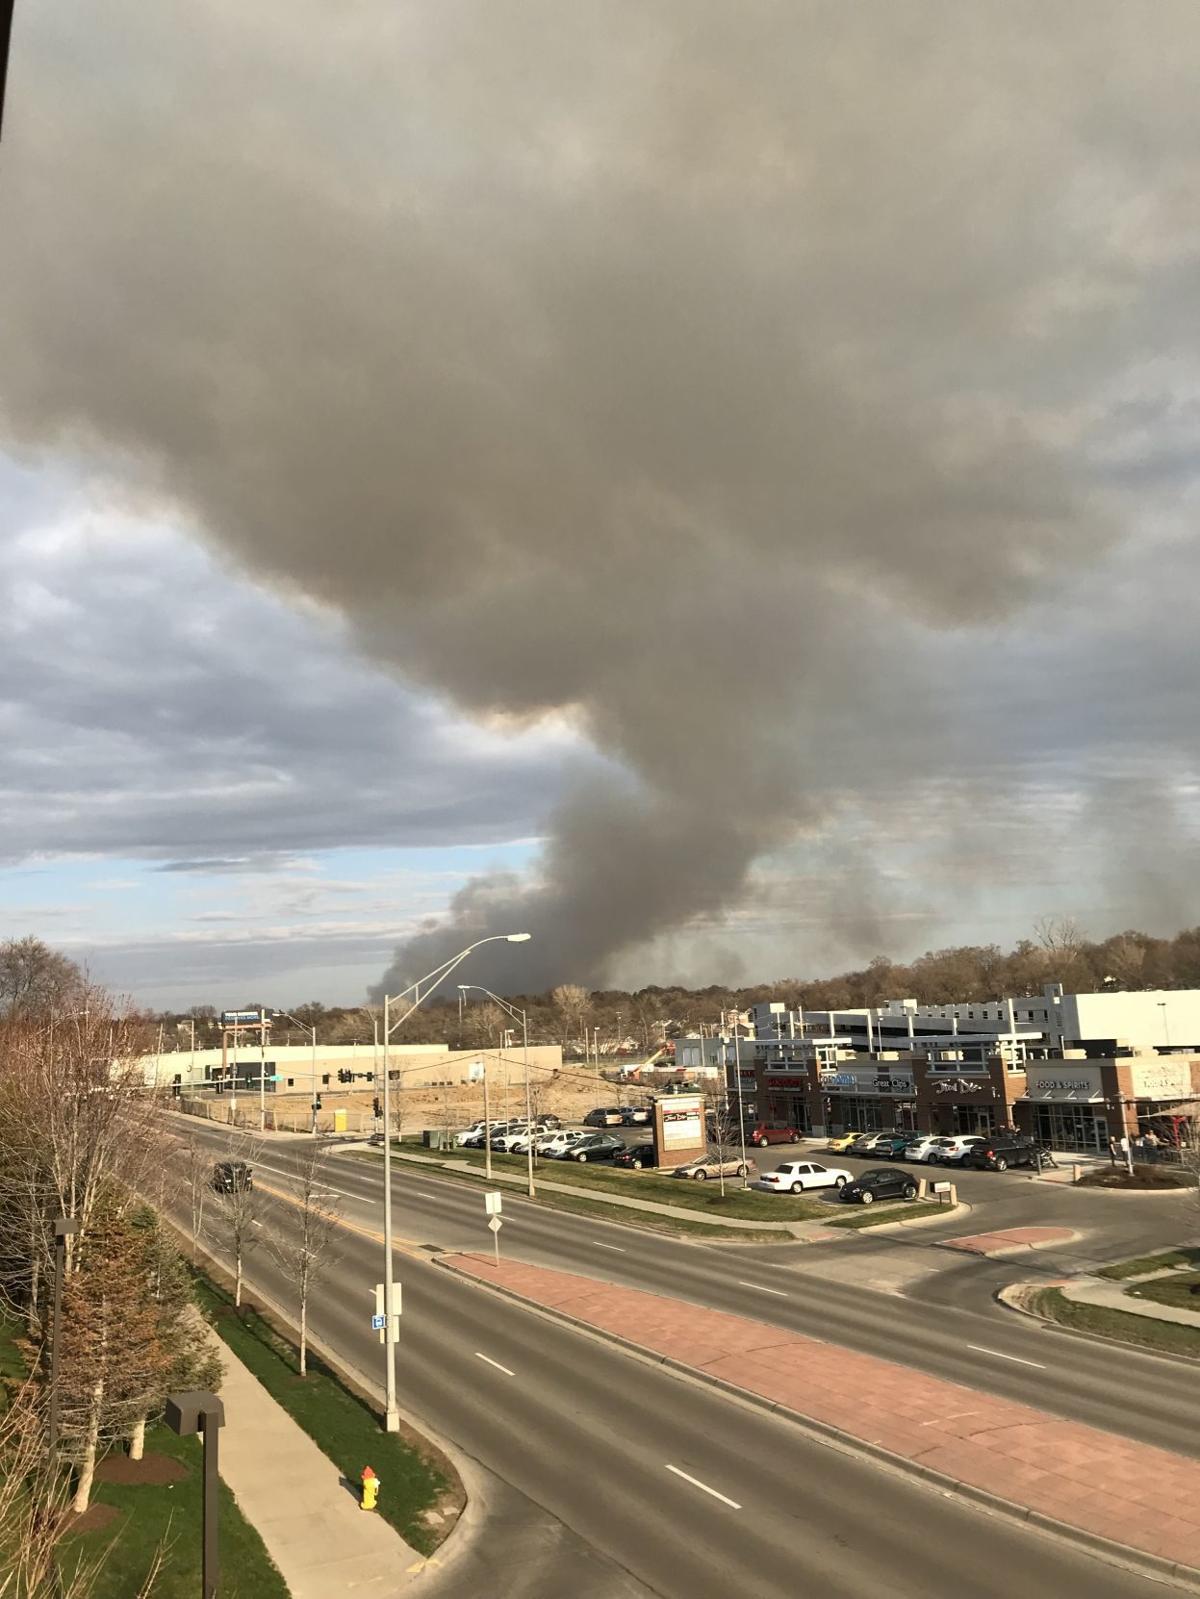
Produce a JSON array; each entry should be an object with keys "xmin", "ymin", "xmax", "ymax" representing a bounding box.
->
[{"xmin": 2, "ymin": 4, "xmax": 1200, "ymax": 1010}]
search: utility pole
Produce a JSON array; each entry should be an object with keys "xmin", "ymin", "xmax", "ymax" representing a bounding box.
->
[{"xmin": 258, "ymin": 1008, "xmax": 267, "ymax": 1131}]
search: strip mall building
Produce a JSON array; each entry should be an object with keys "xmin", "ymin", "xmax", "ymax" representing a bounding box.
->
[{"xmin": 676, "ymin": 985, "xmax": 1200, "ymax": 1153}]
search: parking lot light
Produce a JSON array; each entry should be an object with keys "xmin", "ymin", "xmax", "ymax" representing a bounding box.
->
[{"xmin": 164, "ymin": 1390, "xmax": 224, "ymax": 1599}]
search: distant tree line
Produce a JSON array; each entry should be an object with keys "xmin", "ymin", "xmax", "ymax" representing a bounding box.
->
[{"xmin": 95, "ymin": 918, "xmax": 1200, "ymax": 1058}]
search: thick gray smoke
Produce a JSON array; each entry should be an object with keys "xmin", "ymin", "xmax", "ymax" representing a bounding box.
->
[{"xmin": 3, "ymin": 3, "xmax": 1198, "ymax": 991}]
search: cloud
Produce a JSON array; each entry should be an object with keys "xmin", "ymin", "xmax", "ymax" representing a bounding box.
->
[
  {"xmin": 0, "ymin": 492, "xmax": 575, "ymax": 867},
  {"xmin": 3, "ymin": 4, "xmax": 1200, "ymax": 995}
]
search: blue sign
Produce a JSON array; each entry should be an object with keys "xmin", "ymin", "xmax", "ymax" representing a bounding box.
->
[{"xmin": 370, "ymin": 1313, "xmax": 387, "ymax": 1331}]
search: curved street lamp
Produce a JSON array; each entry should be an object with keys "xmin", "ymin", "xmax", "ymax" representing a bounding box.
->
[{"xmin": 376, "ymin": 933, "xmax": 530, "ymax": 1431}]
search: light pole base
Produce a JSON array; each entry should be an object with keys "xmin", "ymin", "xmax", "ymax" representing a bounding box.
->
[{"xmin": 384, "ymin": 1408, "xmax": 401, "ymax": 1433}]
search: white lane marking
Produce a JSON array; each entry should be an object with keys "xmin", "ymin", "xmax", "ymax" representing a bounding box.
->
[
  {"xmin": 966, "ymin": 1345, "xmax": 1046, "ymax": 1369},
  {"xmin": 594, "ymin": 1242, "xmax": 626, "ymax": 1252},
  {"xmin": 664, "ymin": 1464, "xmax": 742, "ymax": 1509},
  {"xmin": 414, "ymin": 1192, "xmax": 438, "ymax": 1200},
  {"xmin": 737, "ymin": 1280, "xmax": 788, "ymax": 1298},
  {"xmin": 474, "ymin": 1352, "xmax": 515, "ymax": 1377}
]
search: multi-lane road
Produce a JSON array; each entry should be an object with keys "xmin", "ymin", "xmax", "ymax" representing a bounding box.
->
[{"xmin": 166, "ymin": 1115, "xmax": 1198, "ymax": 1597}]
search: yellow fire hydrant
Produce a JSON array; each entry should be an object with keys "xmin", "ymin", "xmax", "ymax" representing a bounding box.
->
[{"xmin": 360, "ymin": 1466, "xmax": 379, "ymax": 1512}]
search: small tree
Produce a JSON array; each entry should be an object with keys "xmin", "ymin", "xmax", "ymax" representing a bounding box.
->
[
  {"xmin": 182, "ymin": 1134, "xmax": 210, "ymax": 1262},
  {"xmin": 212, "ymin": 1137, "xmax": 262, "ymax": 1308},
  {"xmin": 57, "ymin": 1199, "xmax": 169, "ymax": 1513},
  {"xmin": 706, "ymin": 1097, "xmax": 746, "ymax": 1196},
  {"xmin": 269, "ymin": 1144, "xmax": 340, "ymax": 1377}
]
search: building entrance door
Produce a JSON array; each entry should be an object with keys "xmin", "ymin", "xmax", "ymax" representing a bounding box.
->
[
  {"xmin": 953, "ymin": 1105, "xmax": 996, "ymax": 1135},
  {"xmin": 1034, "ymin": 1103, "xmax": 1106, "ymax": 1153}
]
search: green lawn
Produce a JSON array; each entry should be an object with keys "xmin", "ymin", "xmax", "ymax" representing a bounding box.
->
[
  {"xmin": 1096, "ymin": 1248, "xmax": 1200, "ymax": 1280},
  {"xmin": 391, "ymin": 1139, "xmax": 832, "ymax": 1221},
  {"xmin": 824, "ymin": 1200, "xmax": 947, "ymax": 1230},
  {"xmin": 1128, "ymin": 1272, "xmax": 1200, "ymax": 1312},
  {"xmin": 63, "ymin": 1423, "xmax": 289, "ymax": 1599},
  {"xmin": 0, "ymin": 1309, "xmax": 286, "ymax": 1599},
  {"xmin": 1028, "ymin": 1288, "xmax": 1200, "ymax": 1358},
  {"xmin": 193, "ymin": 1271, "xmax": 449, "ymax": 1555}
]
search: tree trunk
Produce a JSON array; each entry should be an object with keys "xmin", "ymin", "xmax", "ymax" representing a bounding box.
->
[
  {"xmin": 27, "ymin": 1248, "xmax": 41, "ymax": 1337},
  {"xmin": 299, "ymin": 1299, "xmax": 307, "ymax": 1378},
  {"xmin": 234, "ymin": 1251, "xmax": 243, "ymax": 1308},
  {"xmin": 73, "ymin": 1378, "xmax": 104, "ymax": 1513},
  {"xmin": 129, "ymin": 1414, "xmax": 146, "ymax": 1461}
]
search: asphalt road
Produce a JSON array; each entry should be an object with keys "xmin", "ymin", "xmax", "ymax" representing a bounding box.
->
[
  {"xmin": 172, "ymin": 1116, "xmax": 1200, "ymax": 1457},
  {"xmin": 166, "ymin": 1115, "xmax": 1197, "ymax": 1597}
]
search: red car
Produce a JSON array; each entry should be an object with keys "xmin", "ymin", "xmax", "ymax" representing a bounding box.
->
[{"xmin": 746, "ymin": 1121, "xmax": 800, "ymax": 1148}]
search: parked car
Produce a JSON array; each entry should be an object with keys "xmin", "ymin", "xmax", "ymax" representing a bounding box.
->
[
  {"xmin": 464, "ymin": 1121, "xmax": 522, "ymax": 1150},
  {"xmin": 491, "ymin": 1126, "xmax": 533, "ymax": 1153},
  {"xmin": 538, "ymin": 1130, "xmax": 586, "ymax": 1158},
  {"xmin": 926, "ymin": 1134, "xmax": 986, "ymax": 1165},
  {"xmin": 873, "ymin": 1133, "xmax": 919, "ymax": 1160},
  {"xmin": 561, "ymin": 1132, "xmax": 625, "ymax": 1163},
  {"xmin": 847, "ymin": 1131, "xmax": 906, "ymax": 1155},
  {"xmin": 840, "ymin": 1167, "xmax": 919, "ymax": 1205},
  {"xmin": 758, "ymin": 1160, "xmax": 851, "ymax": 1194},
  {"xmin": 746, "ymin": 1121, "xmax": 801, "ymax": 1148},
  {"xmin": 612, "ymin": 1143, "xmax": 657, "ymax": 1170},
  {"xmin": 212, "ymin": 1160, "xmax": 253, "ymax": 1193},
  {"xmin": 620, "ymin": 1106, "xmax": 652, "ymax": 1125},
  {"xmin": 903, "ymin": 1135, "xmax": 948, "ymax": 1164},
  {"xmin": 584, "ymin": 1107, "xmax": 626, "ymax": 1127},
  {"xmin": 454, "ymin": 1120, "xmax": 488, "ymax": 1147},
  {"xmin": 961, "ymin": 1134, "xmax": 1039, "ymax": 1171},
  {"xmin": 825, "ymin": 1132, "xmax": 861, "ymax": 1153},
  {"xmin": 672, "ymin": 1150, "xmax": 755, "ymax": 1181}
]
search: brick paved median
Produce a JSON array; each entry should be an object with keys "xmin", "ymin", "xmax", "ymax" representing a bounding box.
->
[
  {"xmin": 940, "ymin": 1226, "xmax": 1079, "ymax": 1258},
  {"xmin": 448, "ymin": 1252, "xmax": 1200, "ymax": 1575}
]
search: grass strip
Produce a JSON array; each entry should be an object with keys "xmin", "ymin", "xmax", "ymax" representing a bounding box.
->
[
  {"xmin": 192, "ymin": 1268, "xmax": 448, "ymax": 1555},
  {"xmin": 389, "ymin": 1140, "xmax": 831, "ymax": 1220},
  {"xmin": 823, "ymin": 1201, "xmax": 947, "ymax": 1230},
  {"xmin": 0, "ymin": 1310, "xmax": 287, "ymax": 1599},
  {"xmin": 1096, "ymin": 1249, "xmax": 1200, "ymax": 1280},
  {"xmin": 1127, "ymin": 1272, "xmax": 1200, "ymax": 1311},
  {"xmin": 1028, "ymin": 1288, "xmax": 1200, "ymax": 1358}
]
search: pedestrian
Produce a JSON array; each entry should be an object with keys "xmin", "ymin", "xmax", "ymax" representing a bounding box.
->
[
  {"xmin": 1108, "ymin": 1135, "xmax": 1118, "ymax": 1167},
  {"xmin": 1143, "ymin": 1128, "xmax": 1160, "ymax": 1162}
]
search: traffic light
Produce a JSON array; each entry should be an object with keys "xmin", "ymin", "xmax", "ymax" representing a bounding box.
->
[
  {"xmin": 373, "ymin": 1097, "xmax": 382, "ymax": 1119},
  {"xmin": 314, "ymin": 1095, "xmax": 323, "ymax": 1111}
]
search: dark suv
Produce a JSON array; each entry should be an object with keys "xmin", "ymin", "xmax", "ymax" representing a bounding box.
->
[
  {"xmin": 212, "ymin": 1160, "xmax": 253, "ymax": 1193},
  {"xmin": 961, "ymin": 1135, "xmax": 1039, "ymax": 1171}
]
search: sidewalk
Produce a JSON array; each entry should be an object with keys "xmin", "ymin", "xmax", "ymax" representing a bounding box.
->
[
  {"xmin": 1060, "ymin": 1271, "xmax": 1200, "ymax": 1329},
  {"xmin": 444, "ymin": 1252, "xmax": 1200, "ymax": 1579},
  {"xmin": 215, "ymin": 1335, "xmax": 422, "ymax": 1599}
]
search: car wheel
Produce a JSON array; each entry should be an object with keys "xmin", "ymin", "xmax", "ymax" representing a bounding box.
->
[
  {"xmin": 693, "ymin": 1169, "xmax": 707, "ymax": 1180},
  {"xmin": 995, "ymin": 1157, "xmax": 1008, "ymax": 1172},
  {"xmin": 755, "ymin": 1137, "xmax": 768, "ymax": 1147},
  {"xmin": 736, "ymin": 1164, "xmax": 748, "ymax": 1177},
  {"xmin": 834, "ymin": 1175, "xmax": 847, "ymax": 1189},
  {"xmin": 790, "ymin": 1181, "xmax": 804, "ymax": 1194},
  {"xmin": 859, "ymin": 1189, "xmax": 875, "ymax": 1204},
  {"xmin": 631, "ymin": 1158, "xmax": 643, "ymax": 1169},
  {"xmin": 903, "ymin": 1183, "xmax": 917, "ymax": 1199},
  {"xmin": 576, "ymin": 1153, "xmax": 588, "ymax": 1163}
]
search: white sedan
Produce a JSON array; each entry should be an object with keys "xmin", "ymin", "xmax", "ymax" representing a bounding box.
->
[
  {"xmin": 903, "ymin": 1135, "xmax": 947, "ymax": 1164},
  {"xmin": 537, "ymin": 1131, "xmax": 586, "ymax": 1159},
  {"xmin": 758, "ymin": 1160, "xmax": 852, "ymax": 1195}
]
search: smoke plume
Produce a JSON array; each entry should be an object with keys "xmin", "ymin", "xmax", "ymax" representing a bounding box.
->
[{"xmin": 2, "ymin": 3, "xmax": 1198, "ymax": 991}]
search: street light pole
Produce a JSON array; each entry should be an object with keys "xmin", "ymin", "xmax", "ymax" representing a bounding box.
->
[
  {"xmin": 377, "ymin": 932, "xmax": 531, "ymax": 1432},
  {"xmin": 274, "ymin": 1010, "xmax": 320, "ymax": 1132},
  {"xmin": 165, "ymin": 1392, "xmax": 224, "ymax": 1599},
  {"xmin": 48, "ymin": 1215, "xmax": 78, "ymax": 1455},
  {"xmin": 732, "ymin": 1019, "xmax": 749, "ymax": 1187},
  {"xmin": 459, "ymin": 985, "xmax": 534, "ymax": 1197}
]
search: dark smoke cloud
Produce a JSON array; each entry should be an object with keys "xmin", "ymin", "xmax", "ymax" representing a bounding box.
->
[{"xmin": 3, "ymin": 2, "xmax": 1199, "ymax": 993}]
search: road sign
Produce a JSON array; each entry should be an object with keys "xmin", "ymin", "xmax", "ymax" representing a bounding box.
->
[
  {"xmin": 484, "ymin": 1191, "xmax": 503, "ymax": 1215},
  {"xmin": 371, "ymin": 1313, "xmax": 386, "ymax": 1331},
  {"xmin": 373, "ymin": 1282, "xmax": 402, "ymax": 1343},
  {"xmin": 487, "ymin": 1215, "xmax": 503, "ymax": 1233}
]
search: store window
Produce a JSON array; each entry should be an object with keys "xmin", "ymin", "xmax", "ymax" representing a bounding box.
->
[{"xmin": 1033, "ymin": 1103, "xmax": 1108, "ymax": 1153}]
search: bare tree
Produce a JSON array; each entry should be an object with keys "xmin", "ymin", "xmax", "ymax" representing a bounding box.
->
[
  {"xmin": 181, "ymin": 1134, "xmax": 211, "ymax": 1262},
  {"xmin": 212, "ymin": 1136, "xmax": 263, "ymax": 1308},
  {"xmin": 0, "ymin": 936, "xmax": 85, "ymax": 1018},
  {"xmin": 269, "ymin": 1144, "xmax": 340, "ymax": 1377},
  {"xmin": 552, "ymin": 984, "xmax": 591, "ymax": 1054}
]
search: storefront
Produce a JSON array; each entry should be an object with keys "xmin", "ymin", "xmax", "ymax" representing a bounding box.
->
[
  {"xmin": 820, "ymin": 1068, "xmax": 917, "ymax": 1134},
  {"xmin": 761, "ymin": 1072, "xmax": 813, "ymax": 1133},
  {"xmin": 918, "ymin": 1062, "xmax": 1023, "ymax": 1137},
  {"xmin": 1021, "ymin": 1065, "xmax": 1109, "ymax": 1152}
]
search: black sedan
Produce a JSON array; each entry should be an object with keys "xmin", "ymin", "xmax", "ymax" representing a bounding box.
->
[
  {"xmin": 557, "ymin": 1132, "xmax": 625, "ymax": 1164},
  {"xmin": 840, "ymin": 1167, "xmax": 919, "ymax": 1205},
  {"xmin": 612, "ymin": 1142, "xmax": 656, "ymax": 1170}
]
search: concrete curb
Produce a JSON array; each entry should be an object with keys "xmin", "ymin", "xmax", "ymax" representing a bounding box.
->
[
  {"xmin": 438, "ymin": 1254, "xmax": 1200, "ymax": 1592},
  {"xmin": 934, "ymin": 1225, "xmax": 1081, "ymax": 1260},
  {"xmin": 820, "ymin": 1199, "xmax": 972, "ymax": 1236}
]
